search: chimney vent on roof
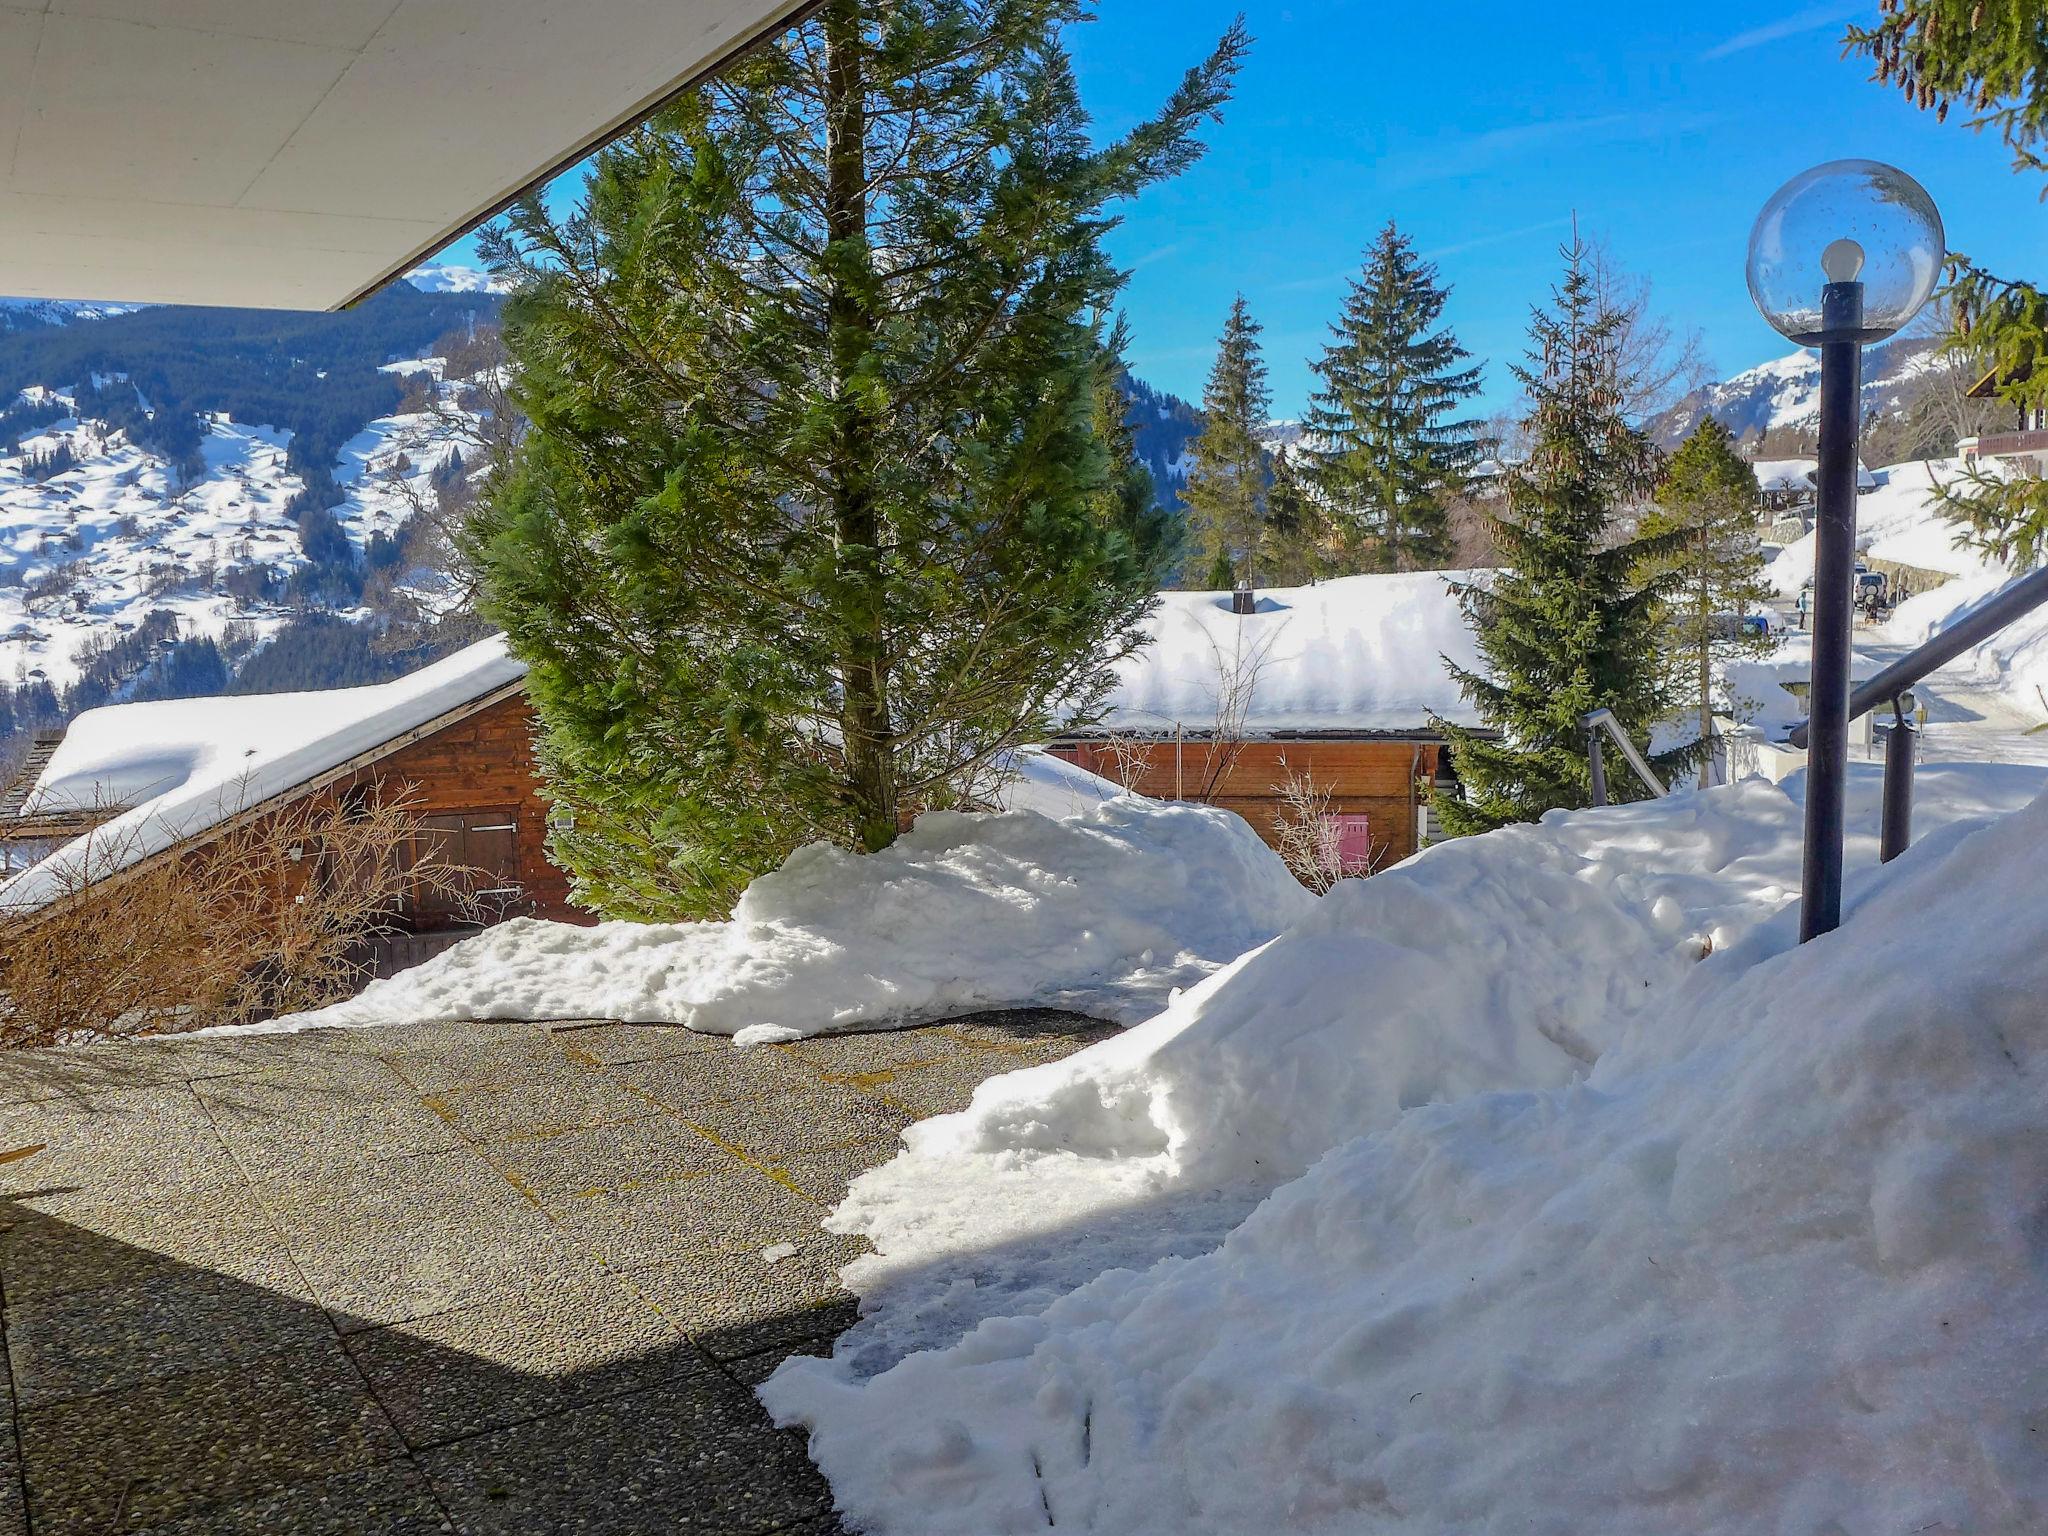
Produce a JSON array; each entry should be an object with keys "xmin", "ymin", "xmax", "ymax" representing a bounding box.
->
[{"xmin": 1231, "ymin": 581, "xmax": 1255, "ymax": 616}]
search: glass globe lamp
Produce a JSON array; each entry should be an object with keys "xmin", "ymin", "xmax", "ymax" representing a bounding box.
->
[{"xmin": 1745, "ymin": 159, "xmax": 1944, "ymax": 346}]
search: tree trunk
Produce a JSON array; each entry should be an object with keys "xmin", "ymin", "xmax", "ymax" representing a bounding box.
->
[{"xmin": 824, "ymin": 0, "xmax": 896, "ymax": 852}]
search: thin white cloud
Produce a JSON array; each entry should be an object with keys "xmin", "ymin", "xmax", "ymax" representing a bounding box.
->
[
  {"xmin": 1382, "ymin": 112, "xmax": 1720, "ymax": 189},
  {"xmin": 1702, "ymin": 3, "xmax": 1859, "ymax": 61},
  {"xmin": 1423, "ymin": 216, "xmax": 1578, "ymax": 261},
  {"xmin": 1269, "ymin": 216, "xmax": 1578, "ymax": 296}
]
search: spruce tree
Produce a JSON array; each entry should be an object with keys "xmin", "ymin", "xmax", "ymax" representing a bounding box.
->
[
  {"xmin": 1090, "ymin": 319, "xmax": 1183, "ymax": 586},
  {"xmin": 1848, "ymin": 0, "xmax": 2048, "ymax": 562},
  {"xmin": 1306, "ymin": 220, "xmax": 1483, "ymax": 571},
  {"xmin": 1260, "ymin": 450, "xmax": 1328, "ymax": 585},
  {"xmin": 1431, "ymin": 237, "xmax": 1687, "ymax": 837},
  {"xmin": 1641, "ymin": 420, "xmax": 1774, "ymax": 769},
  {"xmin": 468, "ymin": 1, "xmax": 1247, "ymax": 918},
  {"xmin": 1183, "ymin": 295, "xmax": 1272, "ymax": 584}
]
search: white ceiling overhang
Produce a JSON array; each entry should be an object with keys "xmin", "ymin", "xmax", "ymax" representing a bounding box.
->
[{"xmin": 0, "ymin": 0, "xmax": 811, "ymax": 310}]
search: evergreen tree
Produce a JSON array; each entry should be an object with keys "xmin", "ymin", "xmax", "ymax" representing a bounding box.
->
[
  {"xmin": 1431, "ymin": 237, "xmax": 1687, "ymax": 837},
  {"xmin": 468, "ymin": 0, "xmax": 1246, "ymax": 918},
  {"xmin": 1848, "ymin": 1, "xmax": 2048, "ymax": 562},
  {"xmin": 1090, "ymin": 320, "xmax": 1182, "ymax": 585},
  {"xmin": 1260, "ymin": 450, "xmax": 1328, "ymax": 585},
  {"xmin": 1182, "ymin": 295, "xmax": 1272, "ymax": 584},
  {"xmin": 1305, "ymin": 220, "xmax": 1483, "ymax": 571},
  {"xmin": 1641, "ymin": 420, "xmax": 1774, "ymax": 769}
]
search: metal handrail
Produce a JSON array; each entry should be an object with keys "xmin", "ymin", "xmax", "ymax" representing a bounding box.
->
[
  {"xmin": 1582, "ymin": 708, "xmax": 1668, "ymax": 806},
  {"xmin": 1786, "ymin": 561, "xmax": 2048, "ymax": 750}
]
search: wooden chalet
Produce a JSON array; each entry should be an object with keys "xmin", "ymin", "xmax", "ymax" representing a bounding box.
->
[
  {"xmin": 1960, "ymin": 359, "xmax": 2048, "ymax": 476},
  {"xmin": 0, "ymin": 638, "xmax": 582, "ymax": 968},
  {"xmin": 1049, "ymin": 572, "xmax": 1483, "ymax": 877}
]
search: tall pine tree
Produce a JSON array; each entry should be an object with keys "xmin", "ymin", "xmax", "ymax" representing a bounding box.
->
[
  {"xmin": 468, "ymin": 1, "xmax": 1246, "ymax": 917},
  {"xmin": 1431, "ymin": 236, "xmax": 1687, "ymax": 836},
  {"xmin": 1306, "ymin": 220, "xmax": 1483, "ymax": 571},
  {"xmin": 1183, "ymin": 294, "xmax": 1273, "ymax": 585},
  {"xmin": 1641, "ymin": 420, "xmax": 1774, "ymax": 770},
  {"xmin": 1090, "ymin": 318, "xmax": 1183, "ymax": 586}
]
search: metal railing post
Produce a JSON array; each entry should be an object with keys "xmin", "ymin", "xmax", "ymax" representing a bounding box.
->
[
  {"xmin": 1799, "ymin": 279, "xmax": 1864, "ymax": 943},
  {"xmin": 1878, "ymin": 698, "xmax": 1915, "ymax": 864},
  {"xmin": 1587, "ymin": 726, "xmax": 1609, "ymax": 807}
]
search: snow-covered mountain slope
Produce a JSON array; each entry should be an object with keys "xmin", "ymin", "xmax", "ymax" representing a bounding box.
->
[
  {"xmin": 402, "ymin": 263, "xmax": 510, "ymax": 296},
  {"xmin": 1651, "ymin": 333, "xmax": 1939, "ymax": 447},
  {"xmin": 0, "ymin": 298, "xmax": 146, "ymax": 333},
  {"xmin": 0, "ymin": 377, "xmax": 484, "ymax": 692}
]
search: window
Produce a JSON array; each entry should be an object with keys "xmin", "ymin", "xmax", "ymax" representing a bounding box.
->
[{"xmin": 406, "ymin": 809, "xmax": 524, "ymax": 927}]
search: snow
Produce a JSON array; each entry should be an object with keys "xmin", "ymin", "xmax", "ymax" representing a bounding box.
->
[
  {"xmin": 0, "ymin": 637, "xmax": 525, "ymax": 912},
  {"xmin": 1749, "ymin": 456, "xmax": 1875, "ymax": 495},
  {"xmin": 1091, "ymin": 571, "xmax": 1484, "ymax": 734},
  {"xmin": 401, "ymin": 264, "xmax": 509, "ymax": 295},
  {"xmin": 248, "ymin": 797, "xmax": 1316, "ymax": 1039},
  {"xmin": 0, "ymin": 366, "xmax": 491, "ymax": 690},
  {"xmin": 991, "ymin": 746, "xmax": 1123, "ymax": 818},
  {"xmin": 1882, "ymin": 567, "xmax": 2048, "ymax": 720},
  {"xmin": 761, "ymin": 765, "xmax": 2048, "ymax": 1535},
  {"xmin": 1767, "ymin": 458, "xmax": 2004, "ymax": 598}
]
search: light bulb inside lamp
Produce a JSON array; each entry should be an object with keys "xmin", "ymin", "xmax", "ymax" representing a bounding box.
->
[{"xmin": 1820, "ymin": 237, "xmax": 1866, "ymax": 285}]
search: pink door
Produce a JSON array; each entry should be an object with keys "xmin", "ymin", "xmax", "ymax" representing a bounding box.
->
[{"xmin": 1329, "ymin": 813, "xmax": 1374, "ymax": 874}]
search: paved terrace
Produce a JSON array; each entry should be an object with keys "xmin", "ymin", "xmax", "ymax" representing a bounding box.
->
[{"xmin": 0, "ymin": 1010, "xmax": 1115, "ymax": 1535}]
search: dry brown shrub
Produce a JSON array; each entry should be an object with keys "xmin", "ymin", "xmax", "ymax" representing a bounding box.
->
[
  {"xmin": 1269, "ymin": 764, "xmax": 1383, "ymax": 895},
  {"xmin": 0, "ymin": 787, "xmax": 474, "ymax": 1048}
]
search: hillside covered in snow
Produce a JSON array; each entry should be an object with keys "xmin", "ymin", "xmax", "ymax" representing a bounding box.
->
[
  {"xmin": 0, "ymin": 280, "xmax": 503, "ymax": 771},
  {"xmin": 1649, "ymin": 332, "xmax": 1942, "ymax": 448}
]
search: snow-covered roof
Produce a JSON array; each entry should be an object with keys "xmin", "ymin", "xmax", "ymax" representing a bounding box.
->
[
  {"xmin": 1, "ymin": 637, "xmax": 525, "ymax": 913},
  {"xmin": 1087, "ymin": 571, "xmax": 1485, "ymax": 736},
  {"xmin": 1749, "ymin": 458, "xmax": 1878, "ymax": 494}
]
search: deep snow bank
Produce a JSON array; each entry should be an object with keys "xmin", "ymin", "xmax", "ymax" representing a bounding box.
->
[
  {"xmin": 1884, "ymin": 566, "xmax": 2048, "ymax": 719},
  {"xmin": 256, "ymin": 798, "xmax": 1315, "ymax": 1038},
  {"xmin": 765, "ymin": 770, "xmax": 2048, "ymax": 1534}
]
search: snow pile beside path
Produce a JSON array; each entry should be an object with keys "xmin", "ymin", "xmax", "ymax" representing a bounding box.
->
[
  {"xmin": 765, "ymin": 771, "xmax": 2048, "ymax": 1534},
  {"xmin": 1885, "ymin": 567, "xmax": 2048, "ymax": 719},
  {"xmin": 259, "ymin": 798, "xmax": 1315, "ymax": 1038}
]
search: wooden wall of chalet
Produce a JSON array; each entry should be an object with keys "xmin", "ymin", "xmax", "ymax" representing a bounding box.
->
[
  {"xmin": 349, "ymin": 691, "xmax": 579, "ymax": 923},
  {"xmin": 1051, "ymin": 737, "xmax": 1441, "ymax": 875},
  {"xmin": 139, "ymin": 690, "xmax": 581, "ymax": 930}
]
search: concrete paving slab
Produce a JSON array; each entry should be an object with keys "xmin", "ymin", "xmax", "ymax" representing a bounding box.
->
[
  {"xmin": 0, "ymin": 1186, "xmax": 311, "ymax": 1306},
  {"xmin": 18, "ymin": 1340, "xmax": 406, "ymax": 1536},
  {"xmin": 0, "ymin": 1007, "xmax": 1114, "ymax": 1536},
  {"xmin": 197, "ymin": 1078, "xmax": 466, "ymax": 1179},
  {"xmin": 771, "ymin": 1138, "xmax": 908, "ymax": 1205},
  {"xmin": 480, "ymin": 1113, "xmax": 732, "ymax": 1209},
  {"xmin": 346, "ymin": 1260, "xmax": 703, "ymax": 1449},
  {"xmin": 546, "ymin": 1021, "xmax": 727, "ymax": 1066},
  {"xmin": 683, "ymin": 1080, "xmax": 910, "ymax": 1160},
  {"xmin": 129, "ymin": 1460, "xmax": 449, "ymax": 1536},
  {"xmin": 0, "ymin": 1088, "xmax": 244, "ymax": 1202},
  {"xmin": 630, "ymin": 1242, "xmax": 867, "ymax": 1364},
  {"xmin": 550, "ymin": 1166, "xmax": 823, "ymax": 1271},
  {"xmin": 428, "ymin": 1070, "xmax": 662, "ymax": 1145},
  {"xmin": 421, "ymin": 1370, "xmax": 832, "ymax": 1536},
  {"xmin": 608, "ymin": 1047, "xmax": 817, "ymax": 1116},
  {"xmin": 8, "ymin": 1263, "xmax": 331, "ymax": 1409},
  {"xmin": 376, "ymin": 1022, "xmax": 566, "ymax": 1093}
]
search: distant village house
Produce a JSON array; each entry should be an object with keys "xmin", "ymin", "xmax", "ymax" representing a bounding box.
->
[{"xmin": 1049, "ymin": 572, "xmax": 1482, "ymax": 876}]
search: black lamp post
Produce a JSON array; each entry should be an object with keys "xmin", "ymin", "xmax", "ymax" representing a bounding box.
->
[{"xmin": 1745, "ymin": 159, "xmax": 1943, "ymax": 942}]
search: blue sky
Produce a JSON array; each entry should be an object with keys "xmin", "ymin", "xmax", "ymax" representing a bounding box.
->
[{"xmin": 435, "ymin": 0, "xmax": 2042, "ymax": 418}]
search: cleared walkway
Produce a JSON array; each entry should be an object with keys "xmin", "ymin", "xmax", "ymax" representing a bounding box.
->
[{"xmin": 0, "ymin": 1010, "xmax": 1115, "ymax": 1535}]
